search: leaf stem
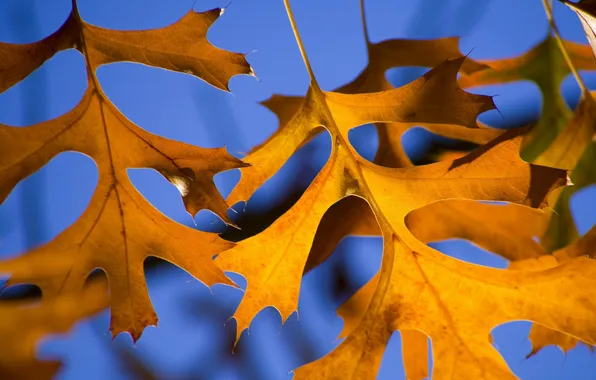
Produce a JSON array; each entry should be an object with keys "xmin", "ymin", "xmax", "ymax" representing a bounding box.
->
[
  {"xmin": 542, "ymin": 0, "xmax": 589, "ymax": 94},
  {"xmin": 282, "ymin": 0, "xmax": 317, "ymax": 83},
  {"xmin": 359, "ymin": 0, "xmax": 370, "ymax": 43}
]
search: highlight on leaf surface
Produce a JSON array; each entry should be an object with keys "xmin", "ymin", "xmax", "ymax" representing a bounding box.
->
[{"xmin": 0, "ymin": 0, "xmax": 250, "ymax": 340}]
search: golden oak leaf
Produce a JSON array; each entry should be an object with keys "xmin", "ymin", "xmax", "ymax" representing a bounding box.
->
[
  {"xmin": 247, "ymin": 35, "xmax": 501, "ymax": 180},
  {"xmin": 227, "ymin": 57, "xmax": 496, "ymax": 206},
  {"xmin": 0, "ymin": 2, "xmax": 248, "ymax": 339},
  {"xmin": 297, "ymin": 233, "xmax": 596, "ymax": 379},
  {"xmin": 335, "ymin": 200, "xmax": 551, "ymax": 376},
  {"xmin": 0, "ymin": 81, "xmax": 238, "ymax": 339},
  {"xmin": 218, "ymin": 0, "xmax": 580, "ymax": 379},
  {"xmin": 0, "ymin": 2, "xmax": 251, "ymax": 93},
  {"xmin": 217, "ymin": 56, "xmax": 507, "ymax": 340},
  {"xmin": 459, "ymin": 35, "xmax": 596, "ymax": 164},
  {"xmin": 337, "ymin": 278, "xmax": 430, "ymax": 380},
  {"xmin": 406, "ymin": 200, "xmax": 548, "ymax": 261},
  {"xmin": 217, "ymin": 9, "xmax": 572, "ymax": 378},
  {"xmin": 509, "ymin": 226, "xmax": 596, "ymax": 357},
  {"xmin": 224, "ymin": 1, "xmax": 573, "ymax": 376},
  {"xmin": 0, "ymin": 279, "xmax": 108, "ymax": 379}
]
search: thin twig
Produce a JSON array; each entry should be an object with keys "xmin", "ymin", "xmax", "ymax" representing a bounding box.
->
[
  {"xmin": 359, "ymin": 0, "xmax": 370, "ymax": 43},
  {"xmin": 542, "ymin": 0, "xmax": 589, "ymax": 94},
  {"xmin": 282, "ymin": 0, "xmax": 317, "ymax": 82}
]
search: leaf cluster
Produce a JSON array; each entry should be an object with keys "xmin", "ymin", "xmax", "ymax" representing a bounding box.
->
[{"xmin": 2, "ymin": 0, "xmax": 596, "ymax": 378}]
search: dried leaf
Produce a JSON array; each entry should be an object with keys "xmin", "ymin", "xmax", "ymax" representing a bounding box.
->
[
  {"xmin": 218, "ymin": 57, "xmax": 524, "ymax": 342},
  {"xmin": 0, "ymin": 2, "xmax": 249, "ymax": 339},
  {"xmin": 0, "ymin": 4, "xmax": 251, "ymax": 93},
  {"xmin": 218, "ymin": 4, "xmax": 582, "ymax": 377},
  {"xmin": 247, "ymin": 36, "xmax": 501, "ymax": 183}
]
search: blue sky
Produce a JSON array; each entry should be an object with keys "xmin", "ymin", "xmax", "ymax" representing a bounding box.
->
[{"xmin": 1, "ymin": 0, "xmax": 596, "ymax": 379}]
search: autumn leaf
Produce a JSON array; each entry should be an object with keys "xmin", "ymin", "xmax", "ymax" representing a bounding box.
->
[
  {"xmin": 4, "ymin": 0, "xmax": 596, "ymax": 378},
  {"xmin": 334, "ymin": 195, "xmax": 595, "ymax": 362},
  {"xmin": 0, "ymin": 1, "xmax": 250, "ymax": 340},
  {"xmin": 459, "ymin": 0, "xmax": 596, "ymax": 252},
  {"xmin": 0, "ymin": 2, "xmax": 251, "ymax": 93},
  {"xmin": 214, "ymin": 1, "xmax": 596, "ymax": 377},
  {"xmin": 459, "ymin": 33, "xmax": 596, "ymax": 164},
  {"xmin": 335, "ymin": 200, "xmax": 551, "ymax": 376},
  {"xmin": 235, "ymin": 22, "xmax": 501, "ymax": 184},
  {"xmin": 216, "ymin": 56, "xmax": 510, "ymax": 340},
  {"xmin": 0, "ymin": 279, "xmax": 108, "ymax": 379},
  {"xmin": 526, "ymin": 2, "xmax": 596, "ymax": 252},
  {"xmin": 215, "ymin": 6, "xmax": 575, "ymax": 380},
  {"xmin": 510, "ymin": 224, "xmax": 596, "ymax": 357}
]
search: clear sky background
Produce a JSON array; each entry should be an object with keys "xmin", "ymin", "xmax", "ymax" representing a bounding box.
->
[{"xmin": 1, "ymin": 0, "xmax": 596, "ymax": 379}]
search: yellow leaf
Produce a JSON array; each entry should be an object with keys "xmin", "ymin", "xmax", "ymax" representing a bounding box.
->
[
  {"xmin": 218, "ymin": 57, "xmax": 521, "ymax": 342},
  {"xmin": 401, "ymin": 330, "xmax": 430, "ymax": 380},
  {"xmin": 0, "ymin": 5, "xmax": 251, "ymax": 93},
  {"xmin": 0, "ymin": 3, "xmax": 248, "ymax": 339},
  {"xmin": 218, "ymin": 3, "xmax": 576, "ymax": 377},
  {"xmin": 252, "ymin": 36, "xmax": 500, "ymax": 174}
]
